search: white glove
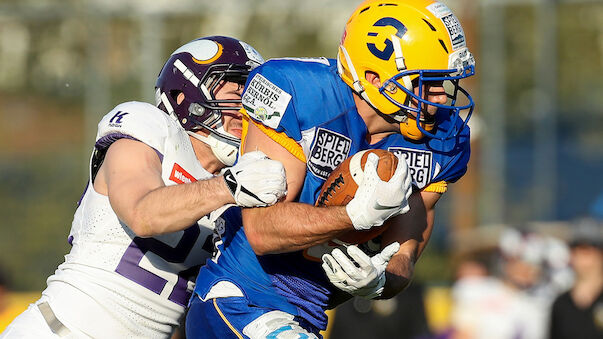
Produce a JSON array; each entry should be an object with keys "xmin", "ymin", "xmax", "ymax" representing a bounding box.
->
[
  {"xmin": 322, "ymin": 242, "xmax": 400, "ymax": 299},
  {"xmin": 346, "ymin": 153, "xmax": 412, "ymax": 230},
  {"xmin": 223, "ymin": 151, "xmax": 287, "ymax": 207}
]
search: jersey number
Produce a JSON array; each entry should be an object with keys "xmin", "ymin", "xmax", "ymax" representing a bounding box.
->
[{"xmin": 115, "ymin": 226, "xmax": 208, "ymax": 307}]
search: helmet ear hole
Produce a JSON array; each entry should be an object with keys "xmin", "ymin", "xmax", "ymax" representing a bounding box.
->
[
  {"xmin": 364, "ymin": 71, "xmax": 382, "ymax": 88},
  {"xmin": 169, "ymin": 90, "xmax": 182, "ymax": 101}
]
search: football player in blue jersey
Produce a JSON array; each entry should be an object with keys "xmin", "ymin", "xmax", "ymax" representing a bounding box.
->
[{"xmin": 187, "ymin": 0, "xmax": 476, "ymax": 338}]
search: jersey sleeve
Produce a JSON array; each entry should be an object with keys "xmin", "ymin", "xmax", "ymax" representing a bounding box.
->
[
  {"xmin": 423, "ymin": 181, "xmax": 448, "ymax": 193},
  {"xmin": 240, "ymin": 60, "xmax": 309, "ymax": 162},
  {"xmin": 95, "ymin": 101, "xmax": 171, "ymax": 156},
  {"xmin": 432, "ymin": 137, "xmax": 471, "ymax": 184},
  {"xmin": 241, "ymin": 61, "xmax": 302, "ymax": 141}
]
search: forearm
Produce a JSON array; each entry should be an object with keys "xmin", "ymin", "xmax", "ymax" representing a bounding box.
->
[
  {"xmin": 240, "ymin": 122, "xmax": 360, "ymax": 254},
  {"xmin": 243, "ymin": 202, "xmax": 352, "ymax": 255},
  {"xmin": 377, "ymin": 190, "xmax": 440, "ymax": 298},
  {"xmin": 125, "ymin": 176, "xmax": 233, "ymax": 237},
  {"xmin": 379, "ymin": 249, "xmax": 415, "ymax": 299}
]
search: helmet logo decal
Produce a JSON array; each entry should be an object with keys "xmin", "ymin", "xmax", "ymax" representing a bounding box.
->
[
  {"xmin": 171, "ymin": 39, "xmax": 224, "ymax": 65},
  {"xmin": 192, "ymin": 43, "xmax": 223, "ymax": 64},
  {"xmin": 441, "ymin": 14, "xmax": 465, "ymax": 50},
  {"xmin": 238, "ymin": 40, "xmax": 265, "ymax": 67},
  {"xmin": 427, "ymin": 2, "xmax": 466, "ymax": 51},
  {"xmin": 366, "ymin": 17, "xmax": 407, "ymax": 61}
]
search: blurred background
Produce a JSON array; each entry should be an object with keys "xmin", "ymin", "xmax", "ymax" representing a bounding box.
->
[{"xmin": 0, "ymin": 0, "xmax": 602, "ymax": 337}]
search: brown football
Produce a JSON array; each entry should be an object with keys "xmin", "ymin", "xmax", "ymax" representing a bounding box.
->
[{"xmin": 315, "ymin": 149, "xmax": 399, "ymax": 244}]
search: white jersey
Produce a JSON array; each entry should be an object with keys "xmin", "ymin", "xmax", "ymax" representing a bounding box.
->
[{"xmin": 41, "ymin": 102, "xmax": 216, "ymax": 338}]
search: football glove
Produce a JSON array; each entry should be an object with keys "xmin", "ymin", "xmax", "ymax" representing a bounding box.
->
[
  {"xmin": 223, "ymin": 151, "xmax": 287, "ymax": 207},
  {"xmin": 322, "ymin": 242, "xmax": 400, "ymax": 299},
  {"xmin": 346, "ymin": 153, "xmax": 412, "ymax": 230}
]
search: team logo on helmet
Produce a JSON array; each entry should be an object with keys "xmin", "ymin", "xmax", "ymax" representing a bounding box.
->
[
  {"xmin": 366, "ymin": 17, "xmax": 407, "ymax": 60},
  {"xmin": 171, "ymin": 39, "xmax": 225, "ymax": 65}
]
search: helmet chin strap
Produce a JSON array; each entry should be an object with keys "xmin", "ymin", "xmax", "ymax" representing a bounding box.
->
[
  {"xmin": 186, "ymin": 128, "xmax": 239, "ymax": 167},
  {"xmin": 338, "ymin": 45, "xmax": 373, "ymax": 106},
  {"xmin": 390, "ymin": 110, "xmax": 408, "ymax": 123}
]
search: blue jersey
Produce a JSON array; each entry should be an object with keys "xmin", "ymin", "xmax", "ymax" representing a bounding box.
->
[{"xmin": 193, "ymin": 58, "xmax": 470, "ymax": 331}]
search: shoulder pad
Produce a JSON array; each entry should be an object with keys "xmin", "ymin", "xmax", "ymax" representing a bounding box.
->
[{"xmin": 96, "ymin": 101, "xmax": 175, "ymax": 155}]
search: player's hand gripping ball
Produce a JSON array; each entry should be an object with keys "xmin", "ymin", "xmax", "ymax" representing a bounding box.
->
[{"xmin": 316, "ymin": 149, "xmax": 399, "ymax": 244}]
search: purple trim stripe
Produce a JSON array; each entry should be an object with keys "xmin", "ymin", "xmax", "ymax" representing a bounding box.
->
[{"xmin": 95, "ymin": 133, "xmax": 164, "ymax": 162}]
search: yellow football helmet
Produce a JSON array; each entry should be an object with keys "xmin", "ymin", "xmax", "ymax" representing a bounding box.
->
[{"xmin": 337, "ymin": 0, "xmax": 475, "ymax": 140}]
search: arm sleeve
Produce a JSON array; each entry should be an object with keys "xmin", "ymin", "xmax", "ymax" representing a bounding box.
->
[{"xmin": 432, "ymin": 138, "xmax": 471, "ymax": 185}]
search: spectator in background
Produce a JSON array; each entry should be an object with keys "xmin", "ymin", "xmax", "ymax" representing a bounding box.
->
[
  {"xmin": 498, "ymin": 228, "xmax": 572, "ymax": 303},
  {"xmin": 454, "ymin": 254, "xmax": 490, "ymax": 281},
  {"xmin": 450, "ymin": 228, "xmax": 571, "ymax": 339},
  {"xmin": 549, "ymin": 219, "xmax": 603, "ymax": 339}
]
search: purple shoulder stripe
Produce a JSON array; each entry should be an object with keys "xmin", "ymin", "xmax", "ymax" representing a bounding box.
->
[{"xmin": 95, "ymin": 132, "xmax": 164, "ymax": 162}]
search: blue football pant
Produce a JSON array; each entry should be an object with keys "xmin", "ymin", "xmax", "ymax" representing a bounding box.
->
[{"xmin": 186, "ymin": 295, "xmax": 320, "ymax": 339}]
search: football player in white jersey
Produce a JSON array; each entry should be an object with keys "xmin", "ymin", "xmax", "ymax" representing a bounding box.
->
[{"xmin": 0, "ymin": 36, "xmax": 286, "ymax": 339}]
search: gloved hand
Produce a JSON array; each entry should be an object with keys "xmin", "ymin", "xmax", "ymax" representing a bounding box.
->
[
  {"xmin": 346, "ymin": 153, "xmax": 412, "ymax": 230},
  {"xmin": 223, "ymin": 151, "xmax": 287, "ymax": 207},
  {"xmin": 322, "ymin": 242, "xmax": 400, "ymax": 299}
]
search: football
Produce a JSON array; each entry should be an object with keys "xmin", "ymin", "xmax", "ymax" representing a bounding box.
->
[{"xmin": 315, "ymin": 149, "xmax": 399, "ymax": 244}]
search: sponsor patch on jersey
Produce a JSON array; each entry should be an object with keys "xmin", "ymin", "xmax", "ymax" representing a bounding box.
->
[
  {"xmin": 169, "ymin": 163, "xmax": 197, "ymax": 184},
  {"xmin": 308, "ymin": 128, "xmax": 351, "ymax": 180},
  {"xmin": 242, "ymin": 74, "xmax": 291, "ymax": 129},
  {"xmin": 388, "ymin": 147, "xmax": 433, "ymax": 189},
  {"xmin": 107, "ymin": 110, "xmax": 129, "ymax": 127}
]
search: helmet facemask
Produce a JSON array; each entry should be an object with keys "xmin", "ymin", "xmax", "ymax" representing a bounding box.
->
[
  {"xmin": 155, "ymin": 36, "xmax": 264, "ymax": 165},
  {"xmin": 185, "ymin": 63, "xmax": 250, "ymax": 146},
  {"xmin": 183, "ymin": 67, "xmax": 249, "ymax": 166},
  {"xmin": 382, "ymin": 62, "xmax": 475, "ymax": 141}
]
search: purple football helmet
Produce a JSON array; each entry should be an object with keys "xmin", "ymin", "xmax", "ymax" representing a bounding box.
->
[{"xmin": 155, "ymin": 36, "xmax": 264, "ymax": 164}]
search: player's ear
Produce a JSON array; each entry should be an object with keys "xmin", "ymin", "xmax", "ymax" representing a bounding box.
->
[
  {"xmin": 365, "ymin": 71, "xmax": 381, "ymax": 88},
  {"xmin": 176, "ymin": 92, "xmax": 185, "ymax": 105}
]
